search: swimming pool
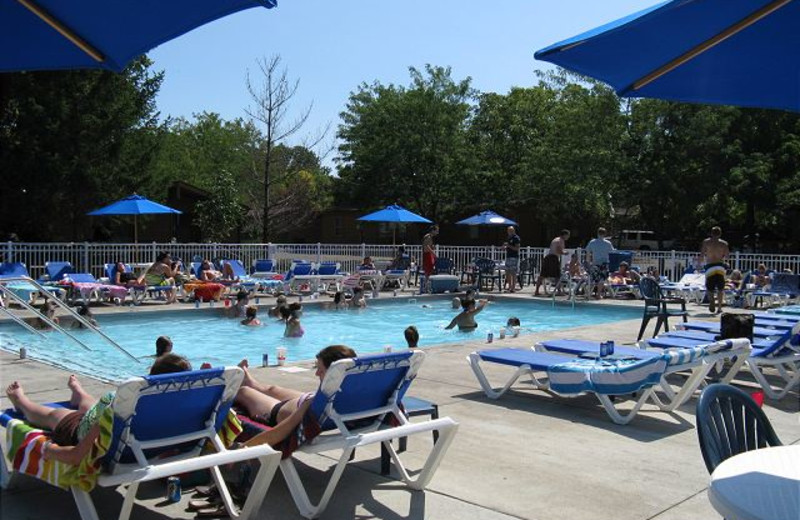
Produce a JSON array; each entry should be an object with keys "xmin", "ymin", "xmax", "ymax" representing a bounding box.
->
[{"xmin": 0, "ymin": 298, "xmax": 641, "ymax": 381}]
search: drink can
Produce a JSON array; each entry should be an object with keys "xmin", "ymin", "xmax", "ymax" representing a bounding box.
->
[
  {"xmin": 262, "ymin": 353, "xmax": 269, "ymax": 367},
  {"xmin": 166, "ymin": 476, "xmax": 181, "ymax": 503},
  {"xmin": 224, "ymin": 298, "xmax": 230, "ymax": 307},
  {"xmin": 255, "ymin": 296, "xmax": 260, "ymax": 305},
  {"xmin": 607, "ymin": 340, "xmax": 615, "ymax": 355},
  {"xmin": 487, "ymin": 332, "xmax": 494, "ymax": 343},
  {"xmin": 19, "ymin": 346, "xmax": 27, "ymax": 359},
  {"xmin": 393, "ymin": 290, "xmax": 398, "ymax": 297},
  {"xmin": 194, "ymin": 299, "xmax": 200, "ymax": 309},
  {"xmin": 499, "ymin": 327, "xmax": 506, "ymax": 339}
]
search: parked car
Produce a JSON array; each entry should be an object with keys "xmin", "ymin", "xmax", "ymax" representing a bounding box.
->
[{"xmin": 614, "ymin": 230, "xmax": 675, "ymax": 251}]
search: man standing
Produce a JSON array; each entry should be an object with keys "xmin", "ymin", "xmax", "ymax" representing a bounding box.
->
[
  {"xmin": 503, "ymin": 226, "xmax": 521, "ymax": 293},
  {"xmin": 421, "ymin": 225, "xmax": 439, "ymax": 293},
  {"xmin": 701, "ymin": 226, "xmax": 730, "ymax": 313},
  {"xmin": 535, "ymin": 229, "xmax": 569, "ymax": 296},
  {"xmin": 585, "ymin": 227, "xmax": 615, "ymax": 299}
]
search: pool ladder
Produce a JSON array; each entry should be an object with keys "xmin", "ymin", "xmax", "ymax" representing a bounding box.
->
[{"xmin": 0, "ymin": 276, "xmax": 139, "ymax": 362}]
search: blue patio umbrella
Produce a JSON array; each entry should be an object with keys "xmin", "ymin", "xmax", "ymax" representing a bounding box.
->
[
  {"xmin": 0, "ymin": 0, "xmax": 277, "ymax": 73},
  {"xmin": 456, "ymin": 210, "xmax": 518, "ymax": 226},
  {"xmin": 535, "ymin": 0, "xmax": 800, "ymax": 112},
  {"xmin": 357, "ymin": 204, "xmax": 432, "ymax": 245},
  {"xmin": 88, "ymin": 194, "xmax": 181, "ymax": 243}
]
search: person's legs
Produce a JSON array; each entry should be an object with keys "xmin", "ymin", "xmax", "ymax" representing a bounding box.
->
[
  {"xmin": 67, "ymin": 375, "xmax": 96, "ymax": 413},
  {"xmin": 234, "ymin": 387, "xmax": 283, "ymax": 418},
  {"xmin": 238, "ymin": 360, "xmax": 305, "ymax": 401},
  {"xmin": 6, "ymin": 381, "xmax": 74, "ymax": 430}
]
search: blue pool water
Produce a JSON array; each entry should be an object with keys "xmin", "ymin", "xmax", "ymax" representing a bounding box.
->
[{"xmin": 0, "ymin": 298, "xmax": 640, "ymax": 381}]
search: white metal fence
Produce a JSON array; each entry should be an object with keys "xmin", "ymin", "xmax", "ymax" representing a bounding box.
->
[{"xmin": 3, "ymin": 241, "xmax": 799, "ymax": 282}]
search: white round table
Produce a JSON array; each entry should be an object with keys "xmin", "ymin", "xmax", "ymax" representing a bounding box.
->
[{"xmin": 709, "ymin": 445, "xmax": 800, "ymax": 520}]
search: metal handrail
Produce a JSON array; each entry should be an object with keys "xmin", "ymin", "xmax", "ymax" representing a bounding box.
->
[
  {"xmin": 0, "ymin": 277, "xmax": 139, "ymax": 362},
  {"xmin": 0, "ymin": 303, "xmax": 45, "ymax": 338}
]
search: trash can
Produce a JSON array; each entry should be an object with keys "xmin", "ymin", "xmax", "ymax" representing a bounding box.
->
[{"xmin": 608, "ymin": 251, "xmax": 634, "ymax": 273}]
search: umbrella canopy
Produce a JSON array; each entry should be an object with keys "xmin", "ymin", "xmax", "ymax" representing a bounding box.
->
[
  {"xmin": 0, "ymin": 0, "xmax": 277, "ymax": 73},
  {"xmin": 357, "ymin": 204, "xmax": 432, "ymax": 224},
  {"xmin": 88, "ymin": 194, "xmax": 181, "ymax": 243},
  {"xmin": 535, "ymin": 0, "xmax": 800, "ymax": 112},
  {"xmin": 357, "ymin": 204, "xmax": 432, "ymax": 246},
  {"xmin": 456, "ymin": 210, "xmax": 518, "ymax": 226},
  {"xmin": 88, "ymin": 194, "xmax": 182, "ymax": 216}
]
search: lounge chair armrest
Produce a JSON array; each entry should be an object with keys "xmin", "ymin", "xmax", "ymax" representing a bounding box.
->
[{"xmin": 98, "ymin": 444, "xmax": 279, "ymax": 487}]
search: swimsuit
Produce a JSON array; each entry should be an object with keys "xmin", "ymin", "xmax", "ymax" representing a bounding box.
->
[{"xmin": 704, "ymin": 262, "xmax": 727, "ymax": 292}]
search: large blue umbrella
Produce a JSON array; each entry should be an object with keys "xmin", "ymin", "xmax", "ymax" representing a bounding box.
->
[
  {"xmin": 456, "ymin": 210, "xmax": 518, "ymax": 226},
  {"xmin": 357, "ymin": 204, "xmax": 432, "ymax": 245},
  {"xmin": 0, "ymin": 0, "xmax": 277, "ymax": 73},
  {"xmin": 535, "ymin": 0, "xmax": 800, "ymax": 112},
  {"xmin": 88, "ymin": 194, "xmax": 181, "ymax": 242}
]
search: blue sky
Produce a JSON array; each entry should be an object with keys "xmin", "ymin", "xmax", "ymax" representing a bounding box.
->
[{"xmin": 149, "ymin": 0, "xmax": 659, "ymax": 168}]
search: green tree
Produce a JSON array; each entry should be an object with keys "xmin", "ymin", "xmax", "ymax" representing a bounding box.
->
[
  {"xmin": 194, "ymin": 169, "xmax": 242, "ymax": 242},
  {"xmin": 337, "ymin": 65, "xmax": 476, "ymax": 222},
  {"xmin": 0, "ymin": 57, "xmax": 164, "ymax": 240}
]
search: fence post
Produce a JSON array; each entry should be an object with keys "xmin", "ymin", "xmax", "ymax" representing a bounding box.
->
[
  {"xmin": 6, "ymin": 241, "xmax": 12, "ymax": 262},
  {"xmin": 316, "ymin": 243, "xmax": 322, "ymax": 263},
  {"xmin": 151, "ymin": 242, "xmax": 157, "ymax": 261},
  {"xmin": 670, "ymin": 250, "xmax": 676, "ymax": 282},
  {"xmin": 361, "ymin": 243, "xmax": 366, "ymax": 260},
  {"xmin": 83, "ymin": 242, "xmax": 90, "ymax": 274},
  {"xmin": 734, "ymin": 251, "xmax": 740, "ymax": 271}
]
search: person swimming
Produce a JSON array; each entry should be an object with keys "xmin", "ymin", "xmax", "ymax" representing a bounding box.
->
[
  {"xmin": 445, "ymin": 297, "xmax": 489, "ymax": 331},
  {"xmin": 241, "ymin": 305, "xmax": 261, "ymax": 326},
  {"xmin": 284, "ymin": 302, "xmax": 304, "ymax": 337}
]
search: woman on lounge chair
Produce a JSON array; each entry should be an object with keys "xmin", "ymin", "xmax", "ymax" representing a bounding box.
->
[
  {"xmin": 4, "ymin": 354, "xmax": 191, "ymax": 466},
  {"xmin": 234, "ymin": 345, "xmax": 357, "ymax": 430},
  {"xmin": 112, "ymin": 262, "xmax": 141, "ymax": 287},
  {"xmin": 142, "ymin": 252, "xmax": 179, "ymax": 303}
]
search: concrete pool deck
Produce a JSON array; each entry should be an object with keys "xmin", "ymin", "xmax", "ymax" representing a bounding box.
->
[{"xmin": 1, "ymin": 292, "xmax": 798, "ymax": 520}]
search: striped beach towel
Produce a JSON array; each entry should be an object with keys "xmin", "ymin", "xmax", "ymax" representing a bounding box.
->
[{"xmin": 548, "ymin": 356, "xmax": 667, "ymax": 396}]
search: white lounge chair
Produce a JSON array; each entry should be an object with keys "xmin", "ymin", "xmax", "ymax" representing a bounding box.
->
[{"xmin": 0, "ymin": 366, "xmax": 280, "ymax": 520}]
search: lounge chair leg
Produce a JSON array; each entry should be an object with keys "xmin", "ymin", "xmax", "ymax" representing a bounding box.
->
[
  {"xmin": 281, "ymin": 445, "xmax": 356, "ymax": 519},
  {"xmin": 72, "ymin": 487, "xmax": 101, "ymax": 520},
  {"xmin": 118, "ymin": 482, "xmax": 139, "ymax": 520}
]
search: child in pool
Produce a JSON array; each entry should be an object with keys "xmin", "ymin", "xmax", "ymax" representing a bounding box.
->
[
  {"xmin": 241, "ymin": 305, "xmax": 262, "ymax": 326},
  {"xmin": 404, "ymin": 325, "xmax": 419, "ymax": 348},
  {"xmin": 445, "ymin": 297, "xmax": 489, "ymax": 331},
  {"xmin": 284, "ymin": 302, "xmax": 304, "ymax": 337},
  {"xmin": 351, "ymin": 287, "xmax": 367, "ymax": 308},
  {"xmin": 268, "ymin": 294, "xmax": 288, "ymax": 319}
]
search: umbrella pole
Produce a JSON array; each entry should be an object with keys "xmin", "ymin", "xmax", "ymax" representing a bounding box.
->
[{"xmin": 134, "ymin": 215, "xmax": 138, "ymax": 244}]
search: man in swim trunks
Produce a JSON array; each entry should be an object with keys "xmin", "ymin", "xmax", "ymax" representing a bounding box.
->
[
  {"xmin": 585, "ymin": 227, "xmax": 615, "ymax": 299},
  {"xmin": 421, "ymin": 225, "xmax": 439, "ymax": 293},
  {"xmin": 701, "ymin": 226, "xmax": 730, "ymax": 313},
  {"xmin": 535, "ymin": 229, "xmax": 569, "ymax": 296}
]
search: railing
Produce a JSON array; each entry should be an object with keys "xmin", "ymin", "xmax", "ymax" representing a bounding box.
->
[{"xmin": 3, "ymin": 241, "xmax": 799, "ymax": 283}]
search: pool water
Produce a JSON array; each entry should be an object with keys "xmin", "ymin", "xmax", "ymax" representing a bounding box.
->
[{"xmin": 0, "ymin": 298, "xmax": 640, "ymax": 381}]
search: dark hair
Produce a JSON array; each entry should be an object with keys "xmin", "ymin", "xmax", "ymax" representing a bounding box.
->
[
  {"xmin": 711, "ymin": 226, "xmax": 722, "ymax": 238},
  {"xmin": 245, "ymin": 305, "xmax": 258, "ymax": 319},
  {"xmin": 429, "ymin": 225, "xmax": 438, "ymax": 233},
  {"xmin": 236, "ymin": 290, "xmax": 249, "ymax": 301},
  {"xmin": 560, "ymin": 229, "xmax": 570, "ymax": 237},
  {"xmin": 316, "ymin": 345, "xmax": 357, "ymax": 368},
  {"xmin": 461, "ymin": 297, "xmax": 476, "ymax": 310},
  {"xmin": 39, "ymin": 299, "xmax": 56, "ymax": 315},
  {"xmin": 155, "ymin": 335, "xmax": 173, "ymax": 357},
  {"xmin": 353, "ymin": 286, "xmax": 363, "ymax": 295},
  {"xmin": 507, "ymin": 316, "xmax": 520, "ymax": 327},
  {"xmin": 404, "ymin": 326, "xmax": 419, "ymax": 348},
  {"xmin": 279, "ymin": 305, "xmax": 292, "ymax": 319},
  {"xmin": 150, "ymin": 353, "xmax": 192, "ymax": 375},
  {"xmin": 597, "ymin": 227, "xmax": 607, "ymax": 235},
  {"xmin": 76, "ymin": 304, "xmax": 92, "ymax": 317},
  {"xmin": 156, "ymin": 251, "xmax": 171, "ymax": 263},
  {"xmin": 334, "ymin": 291, "xmax": 344, "ymax": 304},
  {"xmin": 398, "ymin": 246, "xmax": 406, "ymax": 254},
  {"xmin": 276, "ymin": 295, "xmax": 287, "ymax": 304},
  {"xmin": 619, "ymin": 261, "xmax": 629, "ymax": 268}
]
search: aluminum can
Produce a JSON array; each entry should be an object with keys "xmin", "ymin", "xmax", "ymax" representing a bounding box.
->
[
  {"xmin": 487, "ymin": 332, "xmax": 494, "ymax": 343},
  {"xmin": 166, "ymin": 476, "xmax": 181, "ymax": 503},
  {"xmin": 262, "ymin": 353, "xmax": 269, "ymax": 367},
  {"xmin": 499, "ymin": 327, "xmax": 506, "ymax": 339},
  {"xmin": 19, "ymin": 346, "xmax": 27, "ymax": 359},
  {"xmin": 607, "ymin": 340, "xmax": 615, "ymax": 356}
]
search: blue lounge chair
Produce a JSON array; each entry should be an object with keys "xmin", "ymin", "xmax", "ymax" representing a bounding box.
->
[
  {"xmin": 221, "ymin": 259, "xmax": 276, "ymax": 293},
  {"xmin": 251, "ymin": 259, "xmax": 276, "ymax": 276},
  {"xmin": 103, "ymin": 263, "xmax": 174, "ymax": 304},
  {"xmin": 747, "ymin": 272, "xmax": 800, "ymax": 308},
  {"xmin": 0, "ymin": 366, "xmax": 280, "ymax": 520},
  {"xmin": 646, "ymin": 328, "xmax": 800, "ymax": 400},
  {"xmin": 469, "ymin": 340, "xmax": 751, "ymax": 425},
  {"xmin": 0, "ymin": 262, "xmax": 65, "ymax": 303},
  {"xmin": 680, "ymin": 320, "xmax": 795, "ymax": 336},
  {"xmin": 537, "ymin": 339, "xmax": 751, "ymax": 414},
  {"xmin": 41, "ymin": 261, "xmax": 74, "ymax": 282},
  {"xmin": 279, "ymin": 350, "xmax": 458, "ymax": 519}
]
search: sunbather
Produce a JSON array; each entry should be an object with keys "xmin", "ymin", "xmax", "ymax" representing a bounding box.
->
[
  {"xmin": 610, "ymin": 261, "xmax": 641, "ymax": 285},
  {"xmin": 111, "ymin": 261, "xmax": 141, "ymax": 287},
  {"xmin": 234, "ymin": 345, "xmax": 357, "ymax": 429},
  {"xmin": 4, "ymin": 353, "xmax": 191, "ymax": 466},
  {"xmin": 199, "ymin": 259, "xmax": 225, "ymax": 282},
  {"xmin": 143, "ymin": 252, "xmax": 178, "ymax": 303},
  {"xmin": 445, "ymin": 297, "xmax": 489, "ymax": 331}
]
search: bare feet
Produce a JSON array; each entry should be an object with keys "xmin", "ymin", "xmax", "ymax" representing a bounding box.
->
[
  {"xmin": 6, "ymin": 381, "xmax": 23, "ymax": 409},
  {"xmin": 67, "ymin": 374, "xmax": 87, "ymax": 408},
  {"xmin": 238, "ymin": 359, "xmax": 256, "ymax": 388}
]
